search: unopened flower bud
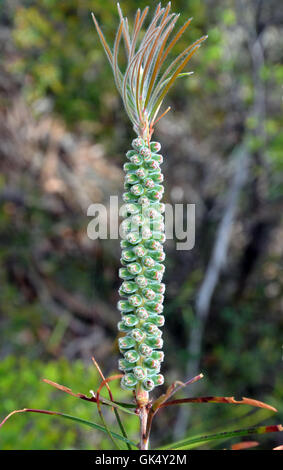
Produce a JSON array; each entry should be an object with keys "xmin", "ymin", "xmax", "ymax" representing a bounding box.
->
[
  {"xmin": 121, "ymin": 281, "xmax": 138, "ymax": 294},
  {"xmin": 143, "ymin": 256, "xmax": 155, "ymax": 268},
  {"xmin": 130, "ymin": 184, "xmax": 144, "ymax": 196},
  {"xmin": 125, "ymin": 173, "xmax": 139, "ymax": 184},
  {"xmin": 132, "ymin": 137, "xmax": 144, "ymax": 150},
  {"xmin": 139, "ymin": 343, "xmax": 153, "ymax": 356},
  {"xmin": 117, "ymin": 300, "xmax": 133, "ymax": 313},
  {"xmin": 124, "ymin": 350, "xmax": 140, "ymax": 363},
  {"xmin": 118, "ymin": 336, "xmax": 136, "ymax": 350},
  {"xmin": 150, "ymin": 142, "xmax": 161, "ymax": 153},
  {"xmin": 127, "ymin": 263, "xmax": 142, "ymax": 275},
  {"xmin": 131, "ymin": 328, "xmax": 146, "ymax": 343},
  {"xmin": 144, "ymin": 357, "xmax": 160, "ymax": 369},
  {"xmin": 135, "ymin": 168, "xmax": 147, "ymax": 179},
  {"xmin": 133, "ymin": 245, "xmax": 147, "ymax": 257},
  {"xmin": 128, "ymin": 294, "xmax": 143, "ymax": 307},
  {"xmin": 126, "ymin": 232, "xmax": 142, "ymax": 245},
  {"xmin": 153, "ymin": 374, "xmax": 164, "ymax": 386},
  {"xmin": 133, "ymin": 366, "xmax": 147, "ymax": 380},
  {"xmin": 151, "ymin": 351, "xmax": 165, "ymax": 362},
  {"xmin": 135, "ymin": 275, "xmax": 148, "ymax": 288},
  {"xmin": 142, "ymin": 378, "xmax": 155, "ymax": 391},
  {"xmin": 121, "ymin": 373, "xmax": 137, "ymax": 390},
  {"xmin": 140, "ymin": 147, "xmax": 151, "ymax": 160},
  {"xmin": 118, "ymin": 359, "xmax": 134, "ymax": 371},
  {"xmin": 142, "ymin": 288, "xmax": 156, "ymax": 300},
  {"xmin": 123, "ymin": 314, "xmax": 139, "ymax": 327},
  {"xmin": 130, "ymin": 155, "xmax": 143, "ymax": 165},
  {"xmin": 136, "ymin": 307, "xmax": 149, "ymax": 320}
]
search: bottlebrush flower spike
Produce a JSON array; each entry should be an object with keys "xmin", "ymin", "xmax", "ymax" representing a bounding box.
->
[
  {"xmin": 117, "ymin": 136, "xmax": 166, "ymax": 402},
  {"xmin": 92, "ymin": 3, "xmax": 206, "ymax": 405}
]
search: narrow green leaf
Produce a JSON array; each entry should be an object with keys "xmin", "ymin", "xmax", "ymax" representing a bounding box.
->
[
  {"xmin": 51, "ymin": 411, "xmax": 137, "ymax": 447},
  {"xmin": 114, "ymin": 400, "xmax": 136, "ymax": 409},
  {"xmin": 96, "ymin": 404, "xmax": 121, "ymax": 450},
  {"xmin": 158, "ymin": 71, "xmax": 194, "ymax": 88},
  {"xmin": 98, "ymin": 395, "xmax": 136, "ymax": 414},
  {"xmin": 0, "ymin": 408, "xmax": 137, "ymax": 447},
  {"xmin": 159, "ymin": 424, "xmax": 283, "ymax": 450},
  {"xmin": 113, "ymin": 408, "xmax": 132, "ymax": 450}
]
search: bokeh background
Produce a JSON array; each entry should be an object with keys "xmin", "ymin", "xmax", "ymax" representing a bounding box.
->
[{"xmin": 0, "ymin": 0, "xmax": 282, "ymax": 450}]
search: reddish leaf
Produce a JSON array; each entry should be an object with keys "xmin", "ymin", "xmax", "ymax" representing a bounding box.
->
[
  {"xmin": 42, "ymin": 378, "xmax": 135, "ymax": 414},
  {"xmin": 152, "ymin": 373, "xmax": 204, "ymax": 412},
  {"xmin": 0, "ymin": 408, "xmax": 62, "ymax": 429},
  {"xmin": 91, "ymin": 356, "xmax": 114, "ymax": 402},
  {"xmin": 42, "ymin": 379, "xmax": 96, "ymax": 403},
  {"xmin": 160, "ymin": 396, "xmax": 277, "ymax": 412},
  {"xmin": 231, "ymin": 441, "xmax": 259, "ymax": 450},
  {"xmin": 145, "ymin": 373, "xmax": 204, "ymax": 442}
]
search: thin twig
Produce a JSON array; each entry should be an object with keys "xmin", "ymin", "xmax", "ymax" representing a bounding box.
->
[{"xmin": 91, "ymin": 357, "xmax": 132, "ymax": 450}]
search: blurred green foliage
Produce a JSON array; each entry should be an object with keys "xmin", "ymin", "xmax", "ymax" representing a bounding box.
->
[
  {"xmin": 0, "ymin": 357, "xmax": 139, "ymax": 450},
  {"xmin": 11, "ymin": 0, "xmax": 117, "ymax": 132}
]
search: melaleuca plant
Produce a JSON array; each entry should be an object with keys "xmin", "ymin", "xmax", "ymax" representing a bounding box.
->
[
  {"xmin": 1, "ymin": 3, "xmax": 282, "ymax": 452},
  {"xmin": 92, "ymin": 2, "xmax": 206, "ymax": 410}
]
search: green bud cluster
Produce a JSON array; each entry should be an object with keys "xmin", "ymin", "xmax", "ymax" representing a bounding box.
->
[{"xmin": 118, "ymin": 137, "xmax": 165, "ymax": 392}]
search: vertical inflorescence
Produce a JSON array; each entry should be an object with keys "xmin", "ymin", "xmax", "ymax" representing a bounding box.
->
[{"xmin": 118, "ymin": 136, "xmax": 166, "ymax": 394}]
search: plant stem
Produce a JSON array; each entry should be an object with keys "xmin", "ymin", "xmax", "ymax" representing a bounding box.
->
[
  {"xmin": 136, "ymin": 383, "xmax": 150, "ymax": 449},
  {"xmin": 139, "ymin": 405, "xmax": 149, "ymax": 450},
  {"xmin": 136, "ymin": 383, "xmax": 149, "ymax": 407}
]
